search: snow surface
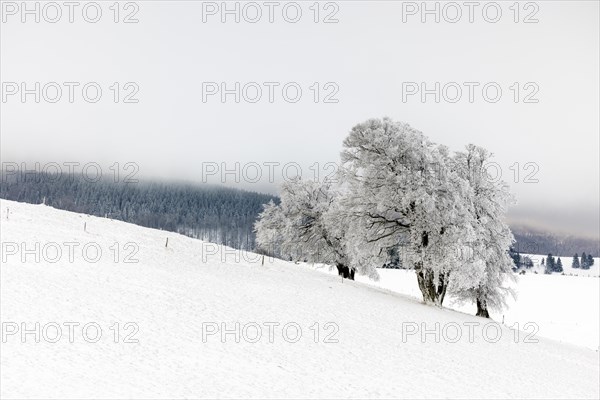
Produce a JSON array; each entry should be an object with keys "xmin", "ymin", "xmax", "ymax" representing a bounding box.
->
[
  {"xmin": 322, "ymin": 268, "xmax": 600, "ymax": 351},
  {"xmin": 520, "ymin": 253, "xmax": 599, "ymax": 277},
  {"xmin": 1, "ymin": 199, "xmax": 599, "ymax": 399}
]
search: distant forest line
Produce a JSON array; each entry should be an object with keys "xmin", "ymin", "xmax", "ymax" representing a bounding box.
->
[
  {"xmin": 0, "ymin": 171, "xmax": 597, "ymax": 257},
  {"xmin": 0, "ymin": 171, "xmax": 276, "ymax": 250}
]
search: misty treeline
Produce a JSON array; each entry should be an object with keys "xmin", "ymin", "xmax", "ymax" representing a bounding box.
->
[
  {"xmin": 255, "ymin": 117, "xmax": 516, "ymax": 318},
  {"xmin": 0, "ymin": 172, "xmax": 276, "ymax": 250},
  {"xmin": 511, "ymin": 230, "xmax": 599, "ymax": 258},
  {"xmin": 1, "ymin": 168, "xmax": 595, "ymax": 261}
]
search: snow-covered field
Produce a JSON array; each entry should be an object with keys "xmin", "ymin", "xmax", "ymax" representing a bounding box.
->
[
  {"xmin": 322, "ymin": 268, "xmax": 600, "ymax": 351},
  {"xmin": 1, "ymin": 199, "xmax": 599, "ymax": 399},
  {"xmin": 520, "ymin": 253, "xmax": 599, "ymax": 277}
]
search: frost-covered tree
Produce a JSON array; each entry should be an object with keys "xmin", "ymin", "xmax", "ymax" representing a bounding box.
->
[
  {"xmin": 254, "ymin": 200, "xmax": 286, "ymax": 258},
  {"xmin": 449, "ymin": 145, "xmax": 516, "ymax": 317},
  {"xmin": 572, "ymin": 254, "xmax": 580, "ymax": 268},
  {"xmin": 254, "ymin": 178, "xmax": 354, "ymax": 279},
  {"xmin": 258, "ymin": 117, "xmax": 517, "ymax": 314},
  {"xmin": 339, "ymin": 117, "xmax": 475, "ymax": 304}
]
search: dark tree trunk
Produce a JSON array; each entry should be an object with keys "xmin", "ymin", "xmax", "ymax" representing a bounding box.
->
[
  {"xmin": 476, "ymin": 298, "xmax": 490, "ymax": 318},
  {"xmin": 416, "ymin": 266, "xmax": 437, "ymax": 304},
  {"xmin": 414, "ymin": 231, "xmax": 448, "ymax": 306},
  {"xmin": 415, "ymin": 263, "xmax": 447, "ymax": 306},
  {"xmin": 437, "ymin": 272, "xmax": 448, "ymax": 304},
  {"xmin": 336, "ymin": 263, "xmax": 355, "ymax": 280}
]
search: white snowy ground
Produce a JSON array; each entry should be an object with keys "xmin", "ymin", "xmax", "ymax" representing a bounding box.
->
[
  {"xmin": 524, "ymin": 254, "xmax": 599, "ymax": 276},
  {"xmin": 324, "ymin": 267, "xmax": 600, "ymax": 351},
  {"xmin": 1, "ymin": 199, "xmax": 599, "ymax": 399}
]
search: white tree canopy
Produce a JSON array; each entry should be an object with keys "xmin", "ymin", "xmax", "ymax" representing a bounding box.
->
[
  {"xmin": 256, "ymin": 117, "xmax": 517, "ymax": 313},
  {"xmin": 255, "ymin": 178, "xmax": 349, "ymax": 269}
]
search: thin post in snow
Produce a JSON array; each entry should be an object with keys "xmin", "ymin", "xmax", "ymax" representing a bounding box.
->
[{"xmin": 165, "ymin": 238, "xmax": 169, "ymax": 248}]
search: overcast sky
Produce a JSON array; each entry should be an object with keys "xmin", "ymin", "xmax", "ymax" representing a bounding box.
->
[{"xmin": 1, "ymin": 1, "xmax": 598, "ymax": 239}]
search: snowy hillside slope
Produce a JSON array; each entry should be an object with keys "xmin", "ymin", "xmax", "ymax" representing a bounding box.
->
[
  {"xmin": 317, "ymin": 268, "xmax": 600, "ymax": 350},
  {"xmin": 1, "ymin": 199, "xmax": 599, "ymax": 399}
]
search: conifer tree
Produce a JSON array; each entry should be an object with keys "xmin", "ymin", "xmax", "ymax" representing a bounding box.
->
[
  {"xmin": 545, "ymin": 254, "xmax": 554, "ymax": 274},
  {"xmin": 581, "ymin": 252, "xmax": 588, "ymax": 269},
  {"xmin": 572, "ymin": 254, "xmax": 580, "ymax": 268},
  {"xmin": 555, "ymin": 257, "xmax": 563, "ymax": 273},
  {"xmin": 509, "ymin": 247, "xmax": 521, "ymax": 269}
]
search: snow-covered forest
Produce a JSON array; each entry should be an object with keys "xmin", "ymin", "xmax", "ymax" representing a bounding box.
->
[
  {"xmin": 0, "ymin": 172, "xmax": 275, "ymax": 250},
  {"xmin": 1, "ymin": 170, "xmax": 595, "ymax": 257}
]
